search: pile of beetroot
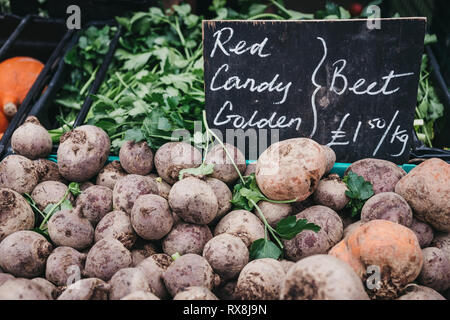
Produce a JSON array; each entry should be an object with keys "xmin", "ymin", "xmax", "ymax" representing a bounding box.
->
[{"xmin": 0, "ymin": 116, "xmax": 448, "ymax": 300}]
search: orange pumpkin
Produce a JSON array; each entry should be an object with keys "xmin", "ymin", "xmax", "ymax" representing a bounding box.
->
[
  {"xmin": 0, "ymin": 57, "xmax": 44, "ymax": 117},
  {"xmin": 329, "ymin": 220, "xmax": 423, "ymax": 300},
  {"xmin": 0, "ymin": 111, "xmax": 9, "ymax": 134}
]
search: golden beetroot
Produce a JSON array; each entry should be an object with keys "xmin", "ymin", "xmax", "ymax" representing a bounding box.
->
[
  {"xmin": 395, "ymin": 158, "xmax": 450, "ymax": 232},
  {"xmin": 256, "ymin": 138, "xmax": 326, "ymax": 201},
  {"xmin": 0, "ymin": 57, "xmax": 44, "ymax": 117},
  {"xmin": 329, "ymin": 220, "xmax": 423, "ymax": 300}
]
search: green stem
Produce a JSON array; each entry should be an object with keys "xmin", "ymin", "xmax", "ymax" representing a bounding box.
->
[
  {"xmin": 265, "ymin": 197, "xmax": 298, "ymax": 204},
  {"xmin": 251, "ymin": 199, "xmax": 283, "ymax": 249},
  {"xmin": 23, "ymin": 194, "xmax": 46, "ymax": 219},
  {"xmin": 202, "ymin": 126, "xmax": 210, "ymax": 165},
  {"xmin": 109, "ymin": 132, "xmax": 125, "ymax": 139},
  {"xmin": 115, "ymin": 72, "xmax": 139, "ymax": 97},
  {"xmin": 173, "ymin": 17, "xmax": 190, "ymax": 59},
  {"xmin": 202, "ymin": 111, "xmax": 245, "ymax": 184},
  {"xmin": 39, "ymin": 189, "xmax": 70, "ymax": 230},
  {"xmin": 80, "ymin": 66, "xmax": 99, "ymax": 96},
  {"xmin": 270, "ymin": 0, "xmax": 292, "ymax": 17},
  {"xmin": 415, "ymin": 108, "xmax": 433, "ymax": 147},
  {"xmin": 248, "ymin": 13, "xmax": 285, "ymax": 20}
]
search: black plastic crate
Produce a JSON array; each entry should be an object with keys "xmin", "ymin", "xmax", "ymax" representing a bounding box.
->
[
  {"xmin": 0, "ymin": 15, "xmax": 67, "ymax": 62},
  {"xmin": 0, "ymin": 21, "xmax": 122, "ymax": 158},
  {"xmin": 0, "ymin": 14, "xmax": 21, "ymax": 48},
  {"xmin": 0, "ymin": 15, "xmax": 73, "ymax": 159},
  {"xmin": 26, "ymin": 21, "xmax": 121, "ymax": 130}
]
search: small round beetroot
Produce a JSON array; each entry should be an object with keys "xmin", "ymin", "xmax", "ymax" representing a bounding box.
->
[
  {"xmin": 0, "ymin": 188, "xmax": 35, "ymax": 241},
  {"xmin": 283, "ymin": 206, "xmax": 343, "ymax": 261},
  {"xmin": 31, "ymin": 181, "xmax": 74, "ymax": 211},
  {"xmin": 131, "ymin": 194, "xmax": 173, "ymax": 240},
  {"xmin": 214, "ymin": 210, "xmax": 265, "ymax": 247},
  {"xmin": 345, "ymin": 158, "xmax": 406, "ymax": 194},
  {"xmin": 84, "ymin": 239, "xmax": 132, "ymax": 281},
  {"xmin": 0, "ymin": 278, "xmax": 51, "ymax": 300},
  {"xmin": 236, "ymin": 258, "xmax": 285, "ymax": 300},
  {"xmin": 57, "ymin": 278, "xmax": 110, "ymax": 300},
  {"xmin": 203, "ymin": 234, "xmax": 249, "ymax": 280},
  {"xmin": 76, "ymin": 185, "xmax": 113, "ymax": 225},
  {"xmin": 410, "ymin": 218, "xmax": 434, "ymax": 248},
  {"xmin": 95, "ymin": 161, "xmax": 127, "ymax": 190},
  {"xmin": 137, "ymin": 253, "xmax": 172, "ymax": 299},
  {"xmin": 173, "ymin": 286, "xmax": 218, "ymax": 300},
  {"xmin": 95, "ymin": 210, "xmax": 137, "ymax": 249},
  {"xmin": 313, "ymin": 174, "xmax": 349, "ymax": 211},
  {"xmin": 0, "ymin": 231, "xmax": 52, "ymax": 278},
  {"xmin": 45, "ymin": 246, "xmax": 86, "ymax": 286},
  {"xmin": 11, "ymin": 116, "xmax": 52, "ymax": 160},
  {"xmin": 108, "ymin": 267, "xmax": 151, "ymax": 300},
  {"xmin": 168, "ymin": 177, "xmax": 218, "ymax": 225},
  {"xmin": 361, "ymin": 192, "xmax": 413, "ymax": 227},
  {"xmin": 113, "ymin": 174, "xmax": 153, "ymax": 214},
  {"xmin": 154, "ymin": 142, "xmax": 202, "ymax": 185},
  {"xmin": 47, "ymin": 209, "xmax": 94, "ymax": 250},
  {"xmin": 162, "ymin": 222, "xmax": 212, "ymax": 256},
  {"xmin": 57, "ymin": 125, "xmax": 110, "ymax": 182},
  {"xmin": 254, "ymin": 201, "xmax": 292, "ymax": 228},
  {"xmin": 0, "ymin": 155, "xmax": 39, "ymax": 194},
  {"xmin": 163, "ymin": 254, "xmax": 219, "ymax": 297},
  {"xmin": 119, "ymin": 140, "xmax": 154, "ymax": 175},
  {"xmin": 204, "ymin": 143, "xmax": 246, "ymax": 185}
]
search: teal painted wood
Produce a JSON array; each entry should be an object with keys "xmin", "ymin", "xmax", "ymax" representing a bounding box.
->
[{"xmin": 47, "ymin": 155, "xmax": 417, "ymax": 176}]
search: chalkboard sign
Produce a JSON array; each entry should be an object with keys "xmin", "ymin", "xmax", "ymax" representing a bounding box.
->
[{"xmin": 203, "ymin": 19, "xmax": 426, "ymax": 163}]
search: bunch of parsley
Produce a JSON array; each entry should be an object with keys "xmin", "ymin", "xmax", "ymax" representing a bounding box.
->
[
  {"xmin": 343, "ymin": 171, "xmax": 374, "ymax": 217},
  {"xmin": 52, "ymin": 25, "xmax": 115, "ymax": 133},
  {"xmin": 414, "ymin": 42, "xmax": 445, "ymax": 148},
  {"xmin": 84, "ymin": 5, "xmax": 204, "ymax": 153}
]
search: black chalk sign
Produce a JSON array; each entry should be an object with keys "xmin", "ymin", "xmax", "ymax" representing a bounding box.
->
[{"xmin": 203, "ymin": 18, "xmax": 426, "ymax": 163}]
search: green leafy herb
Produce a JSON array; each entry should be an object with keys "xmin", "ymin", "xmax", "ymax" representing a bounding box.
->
[
  {"xmin": 343, "ymin": 171, "xmax": 374, "ymax": 217},
  {"xmin": 178, "ymin": 163, "xmax": 215, "ymax": 180},
  {"xmin": 68, "ymin": 182, "xmax": 82, "ymax": 196},
  {"xmin": 275, "ymin": 216, "xmax": 321, "ymax": 240},
  {"xmin": 231, "ymin": 174, "xmax": 296, "ymax": 211},
  {"xmin": 50, "ymin": 25, "xmax": 115, "ymax": 136},
  {"xmin": 25, "ymin": 182, "xmax": 81, "ymax": 235},
  {"xmin": 82, "ymin": 6, "xmax": 204, "ymax": 152},
  {"xmin": 414, "ymin": 53, "xmax": 445, "ymax": 147},
  {"xmin": 249, "ymin": 239, "xmax": 283, "ymax": 260}
]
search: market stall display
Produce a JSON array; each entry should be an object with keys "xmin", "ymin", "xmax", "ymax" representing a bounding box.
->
[{"xmin": 0, "ymin": 0, "xmax": 448, "ymax": 302}]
